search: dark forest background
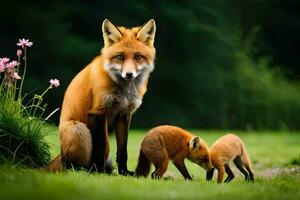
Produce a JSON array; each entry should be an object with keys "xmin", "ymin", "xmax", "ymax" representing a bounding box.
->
[{"xmin": 0, "ymin": 0, "xmax": 299, "ymax": 130}]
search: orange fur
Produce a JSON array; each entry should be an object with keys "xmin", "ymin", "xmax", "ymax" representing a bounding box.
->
[
  {"xmin": 135, "ymin": 125, "xmax": 212, "ymax": 180},
  {"xmin": 46, "ymin": 19, "xmax": 156, "ymax": 175},
  {"xmin": 207, "ymin": 134, "xmax": 254, "ymax": 183}
]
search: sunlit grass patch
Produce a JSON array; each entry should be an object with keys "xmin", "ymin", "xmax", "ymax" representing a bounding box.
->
[{"xmin": 1, "ymin": 128, "xmax": 300, "ymax": 200}]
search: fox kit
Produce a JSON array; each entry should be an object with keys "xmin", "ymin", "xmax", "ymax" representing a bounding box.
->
[
  {"xmin": 206, "ymin": 134, "xmax": 254, "ymax": 183},
  {"xmin": 135, "ymin": 125, "xmax": 212, "ymax": 180},
  {"xmin": 45, "ymin": 19, "xmax": 156, "ymax": 175}
]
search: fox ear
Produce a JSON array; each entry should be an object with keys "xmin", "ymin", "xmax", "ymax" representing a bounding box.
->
[
  {"xmin": 189, "ymin": 136, "xmax": 200, "ymax": 150},
  {"xmin": 102, "ymin": 19, "xmax": 122, "ymax": 47},
  {"xmin": 137, "ymin": 19, "xmax": 156, "ymax": 46}
]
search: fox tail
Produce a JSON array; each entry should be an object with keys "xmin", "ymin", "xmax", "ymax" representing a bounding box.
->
[{"xmin": 44, "ymin": 154, "xmax": 64, "ymax": 172}]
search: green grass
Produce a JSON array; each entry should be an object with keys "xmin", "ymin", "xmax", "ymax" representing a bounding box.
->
[
  {"xmin": 0, "ymin": 94, "xmax": 51, "ymax": 167},
  {"xmin": 1, "ymin": 127, "xmax": 300, "ymax": 200}
]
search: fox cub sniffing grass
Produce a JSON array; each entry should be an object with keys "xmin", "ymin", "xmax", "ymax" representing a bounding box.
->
[
  {"xmin": 135, "ymin": 125, "xmax": 212, "ymax": 180},
  {"xmin": 206, "ymin": 134, "xmax": 254, "ymax": 183}
]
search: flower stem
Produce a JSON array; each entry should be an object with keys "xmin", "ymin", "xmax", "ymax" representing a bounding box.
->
[
  {"xmin": 13, "ymin": 55, "xmax": 21, "ymax": 100},
  {"xmin": 18, "ymin": 47, "xmax": 27, "ymax": 100},
  {"xmin": 40, "ymin": 86, "xmax": 52, "ymax": 98},
  {"xmin": 31, "ymin": 86, "xmax": 51, "ymax": 117}
]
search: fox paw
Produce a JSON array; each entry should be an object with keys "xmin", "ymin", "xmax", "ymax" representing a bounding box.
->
[{"xmin": 119, "ymin": 169, "xmax": 135, "ymax": 176}]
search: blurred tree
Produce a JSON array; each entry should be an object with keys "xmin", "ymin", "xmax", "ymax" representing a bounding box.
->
[{"xmin": 236, "ymin": 0, "xmax": 300, "ymax": 79}]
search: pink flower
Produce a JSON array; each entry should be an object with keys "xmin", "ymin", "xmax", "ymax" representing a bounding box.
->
[
  {"xmin": 6, "ymin": 60, "xmax": 19, "ymax": 69},
  {"xmin": 0, "ymin": 57, "xmax": 10, "ymax": 64},
  {"xmin": 12, "ymin": 72, "xmax": 21, "ymax": 80},
  {"xmin": 1, "ymin": 62, "xmax": 21, "ymax": 86},
  {"xmin": 49, "ymin": 78, "xmax": 60, "ymax": 88},
  {"xmin": 17, "ymin": 38, "xmax": 33, "ymax": 48},
  {"xmin": 0, "ymin": 62, "xmax": 5, "ymax": 73},
  {"xmin": 17, "ymin": 49, "xmax": 22, "ymax": 57}
]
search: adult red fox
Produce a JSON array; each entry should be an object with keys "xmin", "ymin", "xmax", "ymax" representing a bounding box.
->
[
  {"xmin": 206, "ymin": 134, "xmax": 254, "ymax": 183},
  {"xmin": 135, "ymin": 125, "xmax": 212, "ymax": 179},
  {"xmin": 45, "ymin": 19, "xmax": 156, "ymax": 175}
]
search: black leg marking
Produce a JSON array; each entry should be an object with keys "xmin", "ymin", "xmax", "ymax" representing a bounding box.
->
[
  {"xmin": 233, "ymin": 157, "xmax": 249, "ymax": 181},
  {"xmin": 206, "ymin": 168, "xmax": 215, "ymax": 181}
]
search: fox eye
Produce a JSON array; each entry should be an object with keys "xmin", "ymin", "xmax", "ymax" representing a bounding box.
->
[
  {"xmin": 114, "ymin": 55, "xmax": 125, "ymax": 61},
  {"xmin": 134, "ymin": 54, "xmax": 144, "ymax": 61}
]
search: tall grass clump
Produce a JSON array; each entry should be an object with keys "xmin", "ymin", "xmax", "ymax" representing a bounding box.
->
[{"xmin": 0, "ymin": 39, "xmax": 60, "ymax": 167}]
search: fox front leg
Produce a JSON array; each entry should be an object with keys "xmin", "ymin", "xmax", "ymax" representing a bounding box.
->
[
  {"xmin": 206, "ymin": 168, "xmax": 215, "ymax": 181},
  {"xmin": 217, "ymin": 166, "xmax": 225, "ymax": 184},
  {"xmin": 173, "ymin": 156, "xmax": 192, "ymax": 180},
  {"xmin": 114, "ymin": 114, "xmax": 134, "ymax": 176},
  {"xmin": 88, "ymin": 109, "xmax": 109, "ymax": 173}
]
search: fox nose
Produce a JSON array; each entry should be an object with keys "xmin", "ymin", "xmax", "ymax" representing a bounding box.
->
[{"xmin": 125, "ymin": 72, "xmax": 133, "ymax": 79}]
